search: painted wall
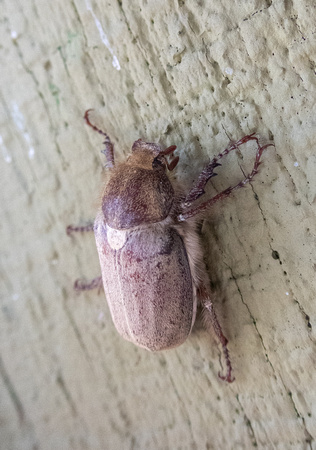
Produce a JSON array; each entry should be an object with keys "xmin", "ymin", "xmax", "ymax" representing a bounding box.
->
[{"xmin": 1, "ymin": 1, "xmax": 315, "ymax": 448}]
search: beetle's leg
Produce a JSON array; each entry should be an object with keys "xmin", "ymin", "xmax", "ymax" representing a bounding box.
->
[
  {"xmin": 179, "ymin": 138, "xmax": 273, "ymax": 221},
  {"xmin": 203, "ymin": 301, "xmax": 234, "ymax": 383},
  {"xmin": 84, "ymin": 109, "xmax": 115, "ymax": 168},
  {"xmin": 199, "ymin": 286, "xmax": 234, "ymax": 383},
  {"xmin": 183, "ymin": 134, "xmax": 260, "ymax": 206},
  {"xmin": 183, "ymin": 160, "xmax": 221, "ymax": 205},
  {"xmin": 66, "ymin": 223, "xmax": 94, "ymax": 235},
  {"xmin": 74, "ymin": 276, "xmax": 103, "ymax": 292}
]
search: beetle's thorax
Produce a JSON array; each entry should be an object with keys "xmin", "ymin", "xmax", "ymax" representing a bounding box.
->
[{"xmin": 102, "ymin": 140, "xmax": 175, "ymax": 230}]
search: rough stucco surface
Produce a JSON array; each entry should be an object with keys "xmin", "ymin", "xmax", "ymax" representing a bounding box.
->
[{"xmin": 1, "ymin": 0, "xmax": 316, "ymax": 449}]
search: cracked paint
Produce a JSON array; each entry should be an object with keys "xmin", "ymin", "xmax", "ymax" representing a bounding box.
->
[
  {"xmin": 0, "ymin": 134, "xmax": 12, "ymax": 163},
  {"xmin": 85, "ymin": 0, "xmax": 121, "ymax": 71},
  {"xmin": 10, "ymin": 102, "xmax": 35, "ymax": 160}
]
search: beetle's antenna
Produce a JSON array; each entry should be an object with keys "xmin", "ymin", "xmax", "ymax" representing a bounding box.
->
[
  {"xmin": 161, "ymin": 145, "xmax": 179, "ymax": 171},
  {"xmin": 166, "ymin": 155, "xmax": 179, "ymax": 171},
  {"xmin": 161, "ymin": 145, "xmax": 177, "ymax": 156}
]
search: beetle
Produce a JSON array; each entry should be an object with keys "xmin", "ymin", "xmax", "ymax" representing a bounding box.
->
[{"xmin": 67, "ymin": 110, "xmax": 273, "ymax": 382}]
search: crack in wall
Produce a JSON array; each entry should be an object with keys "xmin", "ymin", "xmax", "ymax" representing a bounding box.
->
[
  {"xmin": 236, "ymin": 394, "xmax": 258, "ymax": 447},
  {"xmin": 167, "ymin": 359, "xmax": 196, "ymax": 445},
  {"xmin": 61, "ymin": 294, "xmax": 93, "ymax": 367},
  {"xmin": 282, "ymin": 384, "xmax": 314, "ymax": 447},
  {"xmin": 9, "ymin": 36, "xmax": 69, "ymax": 168},
  {"xmin": 56, "ymin": 371, "xmax": 78, "ymax": 417},
  {"xmin": 225, "ymin": 262, "xmax": 277, "ymax": 377},
  {"xmin": 250, "ymin": 182, "xmax": 314, "ymax": 338},
  {"xmin": 85, "ymin": 0, "xmax": 121, "ymax": 70},
  {"xmin": 293, "ymin": 296, "xmax": 314, "ymax": 342},
  {"xmin": 116, "ymin": 0, "xmax": 178, "ymax": 109},
  {"xmin": 0, "ymin": 355, "xmax": 25, "ymax": 422},
  {"xmin": 57, "ymin": 45, "xmax": 70, "ymax": 78},
  {"xmin": 228, "ymin": 263, "xmax": 315, "ymax": 445}
]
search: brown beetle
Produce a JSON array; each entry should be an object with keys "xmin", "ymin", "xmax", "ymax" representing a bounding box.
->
[{"xmin": 68, "ymin": 110, "xmax": 272, "ymax": 383}]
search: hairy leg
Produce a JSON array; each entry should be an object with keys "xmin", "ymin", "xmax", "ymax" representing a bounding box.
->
[
  {"xmin": 67, "ymin": 224, "xmax": 102, "ymax": 292},
  {"xmin": 66, "ymin": 223, "xmax": 94, "ymax": 235},
  {"xmin": 198, "ymin": 285, "xmax": 234, "ymax": 383},
  {"xmin": 74, "ymin": 276, "xmax": 103, "ymax": 292},
  {"xmin": 84, "ymin": 109, "xmax": 115, "ymax": 168}
]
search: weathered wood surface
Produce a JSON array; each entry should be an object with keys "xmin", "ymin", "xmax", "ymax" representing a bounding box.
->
[{"xmin": 1, "ymin": 1, "xmax": 315, "ymax": 449}]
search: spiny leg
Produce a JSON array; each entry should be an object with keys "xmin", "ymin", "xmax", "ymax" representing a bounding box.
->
[
  {"xmin": 184, "ymin": 134, "xmax": 260, "ymax": 205},
  {"xmin": 179, "ymin": 136, "xmax": 274, "ymax": 221},
  {"xmin": 84, "ymin": 109, "xmax": 115, "ymax": 168},
  {"xmin": 184, "ymin": 159, "xmax": 221, "ymax": 205},
  {"xmin": 66, "ymin": 223, "xmax": 94, "ymax": 235},
  {"xmin": 74, "ymin": 276, "xmax": 103, "ymax": 292},
  {"xmin": 67, "ymin": 225, "xmax": 102, "ymax": 292},
  {"xmin": 198, "ymin": 285, "xmax": 234, "ymax": 383}
]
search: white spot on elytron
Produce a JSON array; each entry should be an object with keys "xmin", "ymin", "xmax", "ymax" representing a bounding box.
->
[
  {"xmin": 285, "ymin": 292, "xmax": 289, "ymax": 296},
  {"xmin": 85, "ymin": 0, "xmax": 121, "ymax": 71},
  {"xmin": 294, "ymin": 161, "xmax": 299, "ymax": 167},
  {"xmin": 225, "ymin": 67, "xmax": 233, "ymax": 75},
  {"xmin": 11, "ymin": 102, "xmax": 36, "ymax": 159},
  {"xmin": 11, "ymin": 30, "xmax": 18, "ymax": 39},
  {"xmin": 0, "ymin": 135, "xmax": 12, "ymax": 163},
  {"xmin": 107, "ymin": 224, "xmax": 127, "ymax": 250},
  {"xmin": 12, "ymin": 293, "xmax": 20, "ymax": 301}
]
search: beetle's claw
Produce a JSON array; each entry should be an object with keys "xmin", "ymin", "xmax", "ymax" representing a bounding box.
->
[{"xmin": 218, "ymin": 371, "xmax": 235, "ymax": 383}]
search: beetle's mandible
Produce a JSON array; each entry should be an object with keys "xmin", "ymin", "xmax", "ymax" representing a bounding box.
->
[{"xmin": 67, "ymin": 110, "xmax": 273, "ymax": 383}]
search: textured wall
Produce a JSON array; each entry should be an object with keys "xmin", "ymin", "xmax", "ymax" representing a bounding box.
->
[{"xmin": 1, "ymin": 1, "xmax": 315, "ymax": 449}]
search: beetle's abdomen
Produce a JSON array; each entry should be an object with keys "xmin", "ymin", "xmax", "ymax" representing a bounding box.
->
[
  {"xmin": 102, "ymin": 166, "xmax": 174, "ymax": 229},
  {"xmin": 94, "ymin": 214, "xmax": 195, "ymax": 351}
]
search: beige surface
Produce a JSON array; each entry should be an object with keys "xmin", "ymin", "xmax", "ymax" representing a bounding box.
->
[{"xmin": 1, "ymin": 1, "xmax": 316, "ymax": 449}]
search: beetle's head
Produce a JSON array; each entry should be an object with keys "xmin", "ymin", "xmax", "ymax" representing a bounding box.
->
[{"xmin": 127, "ymin": 139, "xmax": 179, "ymax": 172}]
